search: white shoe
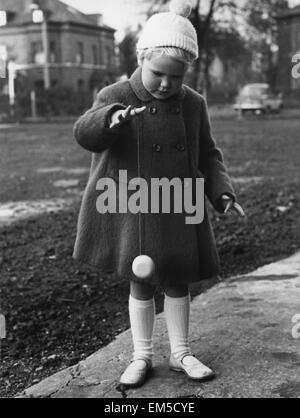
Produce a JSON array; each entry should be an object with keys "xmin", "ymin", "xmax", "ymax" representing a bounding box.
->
[
  {"xmin": 119, "ymin": 359, "xmax": 152, "ymax": 388},
  {"xmin": 169, "ymin": 354, "xmax": 215, "ymax": 381}
]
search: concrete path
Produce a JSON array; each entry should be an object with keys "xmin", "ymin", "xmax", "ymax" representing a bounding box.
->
[{"xmin": 18, "ymin": 252, "xmax": 300, "ymax": 398}]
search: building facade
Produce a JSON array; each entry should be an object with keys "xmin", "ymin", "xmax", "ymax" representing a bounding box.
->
[
  {"xmin": 277, "ymin": 6, "xmax": 300, "ymax": 95},
  {"xmin": 0, "ymin": 0, "xmax": 118, "ymax": 102}
]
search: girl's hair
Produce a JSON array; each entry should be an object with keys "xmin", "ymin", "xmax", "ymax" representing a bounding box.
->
[{"xmin": 136, "ymin": 47, "xmax": 196, "ymax": 68}]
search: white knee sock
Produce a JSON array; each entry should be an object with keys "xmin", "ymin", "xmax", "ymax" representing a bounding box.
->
[
  {"xmin": 164, "ymin": 294, "xmax": 192, "ymax": 360},
  {"xmin": 129, "ymin": 295, "xmax": 155, "ymax": 362}
]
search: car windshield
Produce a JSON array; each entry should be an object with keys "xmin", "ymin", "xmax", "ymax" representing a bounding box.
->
[{"xmin": 240, "ymin": 85, "xmax": 270, "ymax": 96}]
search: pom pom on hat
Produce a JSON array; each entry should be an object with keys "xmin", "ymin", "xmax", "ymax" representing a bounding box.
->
[
  {"xmin": 169, "ymin": 0, "xmax": 192, "ymax": 18},
  {"xmin": 136, "ymin": 0, "xmax": 199, "ymax": 60}
]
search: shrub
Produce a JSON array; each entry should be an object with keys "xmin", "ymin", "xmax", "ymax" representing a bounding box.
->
[{"xmin": 15, "ymin": 86, "xmax": 93, "ymax": 118}]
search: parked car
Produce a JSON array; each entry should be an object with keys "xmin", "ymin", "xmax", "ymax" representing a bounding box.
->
[{"xmin": 233, "ymin": 83, "xmax": 283, "ymax": 114}]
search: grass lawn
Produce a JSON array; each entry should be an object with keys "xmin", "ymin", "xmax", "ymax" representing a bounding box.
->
[{"xmin": 0, "ymin": 113, "xmax": 299, "ymax": 397}]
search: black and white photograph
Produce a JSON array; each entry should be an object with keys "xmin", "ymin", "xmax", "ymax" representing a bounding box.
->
[{"xmin": 0, "ymin": 0, "xmax": 299, "ymax": 402}]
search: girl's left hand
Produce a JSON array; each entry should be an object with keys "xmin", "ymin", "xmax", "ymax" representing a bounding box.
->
[{"xmin": 220, "ymin": 194, "xmax": 246, "ymax": 217}]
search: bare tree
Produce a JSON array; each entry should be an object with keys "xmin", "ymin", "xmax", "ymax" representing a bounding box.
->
[
  {"xmin": 139, "ymin": 0, "xmax": 242, "ymax": 92},
  {"xmin": 243, "ymin": 0, "xmax": 289, "ymax": 88}
]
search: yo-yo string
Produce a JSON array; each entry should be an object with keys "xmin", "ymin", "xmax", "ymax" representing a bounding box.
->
[{"xmin": 137, "ymin": 114, "xmax": 142, "ymax": 256}]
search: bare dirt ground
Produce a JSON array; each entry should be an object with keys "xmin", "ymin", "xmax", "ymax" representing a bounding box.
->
[{"xmin": 0, "ymin": 112, "xmax": 299, "ymax": 397}]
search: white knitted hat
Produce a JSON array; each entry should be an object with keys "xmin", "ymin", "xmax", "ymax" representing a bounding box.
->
[{"xmin": 136, "ymin": 0, "xmax": 198, "ymax": 60}]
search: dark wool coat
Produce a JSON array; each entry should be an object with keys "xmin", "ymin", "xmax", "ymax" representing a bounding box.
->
[{"xmin": 73, "ymin": 67, "xmax": 236, "ymax": 287}]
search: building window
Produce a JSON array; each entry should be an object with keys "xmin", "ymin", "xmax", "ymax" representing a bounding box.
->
[
  {"xmin": 99, "ymin": 48, "xmax": 102, "ymax": 64},
  {"xmin": 31, "ymin": 41, "xmax": 44, "ymax": 64},
  {"xmin": 99, "ymin": 45, "xmax": 104, "ymax": 65},
  {"xmin": 105, "ymin": 46, "xmax": 112, "ymax": 67},
  {"xmin": 105, "ymin": 45, "xmax": 115, "ymax": 68},
  {"xmin": 34, "ymin": 80, "xmax": 45, "ymax": 91},
  {"xmin": 50, "ymin": 41, "xmax": 56, "ymax": 63},
  {"xmin": 76, "ymin": 42, "xmax": 84, "ymax": 64},
  {"xmin": 0, "ymin": 11, "xmax": 15, "ymax": 26},
  {"xmin": 92, "ymin": 45, "xmax": 98, "ymax": 65}
]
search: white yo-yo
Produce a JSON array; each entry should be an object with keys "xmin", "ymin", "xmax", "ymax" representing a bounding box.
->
[{"xmin": 132, "ymin": 255, "xmax": 155, "ymax": 280}]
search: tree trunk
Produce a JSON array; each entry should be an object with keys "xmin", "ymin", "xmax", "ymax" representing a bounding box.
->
[
  {"xmin": 189, "ymin": 0, "xmax": 217, "ymax": 93},
  {"xmin": 190, "ymin": 54, "xmax": 202, "ymax": 91}
]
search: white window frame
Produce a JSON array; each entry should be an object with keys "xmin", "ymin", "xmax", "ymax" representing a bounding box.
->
[{"xmin": 0, "ymin": 10, "xmax": 7, "ymax": 26}]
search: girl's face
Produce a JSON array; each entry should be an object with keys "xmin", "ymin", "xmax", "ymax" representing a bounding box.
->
[{"xmin": 141, "ymin": 55, "xmax": 187, "ymax": 100}]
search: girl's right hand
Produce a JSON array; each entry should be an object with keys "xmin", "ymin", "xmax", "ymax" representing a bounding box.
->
[
  {"xmin": 221, "ymin": 194, "xmax": 246, "ymax": 217},
  {"xmin": 109, "ymin": 105, "xmax": 146, "ymax": 128}
]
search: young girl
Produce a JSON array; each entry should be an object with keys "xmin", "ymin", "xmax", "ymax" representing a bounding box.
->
[{"xmin": 73, "ymin": 0, "xmax": 244, "ymax": 388}]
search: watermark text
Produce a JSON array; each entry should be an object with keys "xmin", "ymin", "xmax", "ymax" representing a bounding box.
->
[
  {"xmin": 292, "ymin": 314, "xmax": 300, "ymax": 339},
  {"xmin": 292, "ymin": 53, "xmax": 300, "ymax": 80},
  {"xmin": 96, "ymin": 171, "xmax": 205, "ymax": 225}
]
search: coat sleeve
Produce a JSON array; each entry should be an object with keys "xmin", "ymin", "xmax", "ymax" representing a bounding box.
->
[
  {"xmin": 73, "ymin": 86, "xmax": 131, "ymax": 153},
  {"xmin": 198, "ymin": 97, "xmax": 236, "ymax": 213}
]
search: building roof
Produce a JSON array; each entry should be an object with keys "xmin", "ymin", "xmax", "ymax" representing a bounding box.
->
[
  {"xmin": 0, "ymin": 0, "xmax": 115, "ymax": 31},
  {"xmin": 276, "ymin": 5, "xmax": 300, "ymax": 20}
]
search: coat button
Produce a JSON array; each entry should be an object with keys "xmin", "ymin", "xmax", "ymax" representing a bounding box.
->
[
  {"xmin": 176, "ymin": 144, "xmax": 185, "ymax": 152},
  {"xmin": 173, "ymin": 106, "xmax": 181, "ymax": 114},
  {"xmin": 149, "ymin": 106, "xmax": 157, "ymax": 115},
  {"xmin": 153, "ymin": 144, "xmax": 162, "ymax": 152}
]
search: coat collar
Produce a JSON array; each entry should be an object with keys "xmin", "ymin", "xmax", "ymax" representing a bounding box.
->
[{"xmin": 129, "ymin": 66, "xmax": 186, "ymax": 103}]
